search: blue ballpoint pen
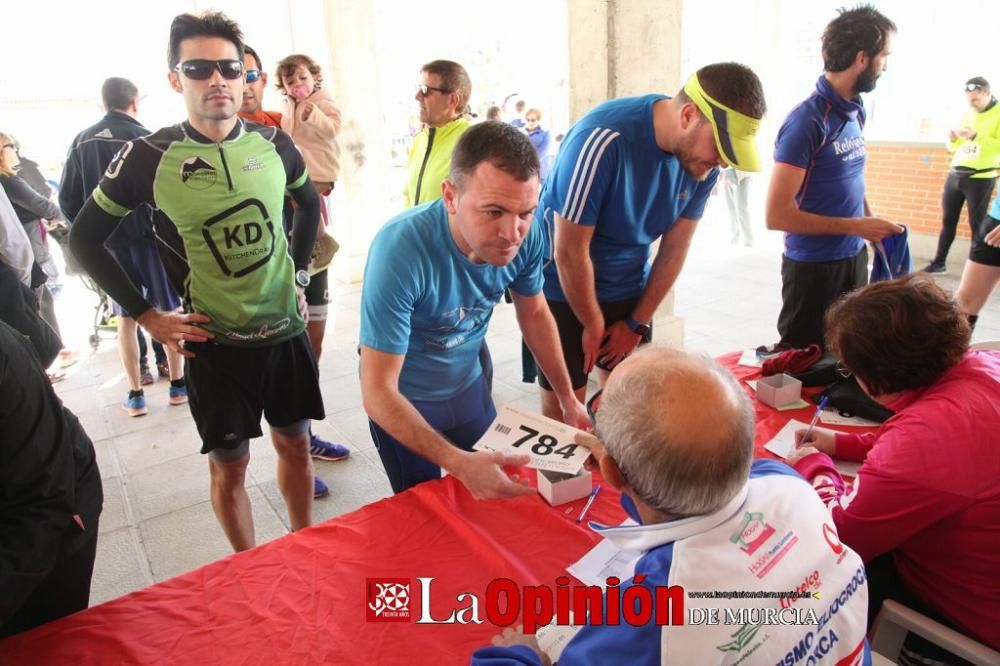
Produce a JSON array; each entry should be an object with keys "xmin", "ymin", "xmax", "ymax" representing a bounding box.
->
[
  {"xmin": 801, "ymin": 396, "xmax": 830, "ymax": 447},
  {"xmin": 576, "ymin": 485, "xmax": 602, "ymax": 523}
]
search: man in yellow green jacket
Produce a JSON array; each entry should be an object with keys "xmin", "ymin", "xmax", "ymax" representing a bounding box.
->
[
  {"xmin": 924, "ymin": 77, "xmax": 1000, "ymax": 273},
  {"xmin": 404, "ymin": 60, "xmax": 472, "ymax": 208}
]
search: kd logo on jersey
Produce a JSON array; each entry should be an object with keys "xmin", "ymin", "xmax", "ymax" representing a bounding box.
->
[{"xmin": 202, "ymin": 199, "xmax": 275, "ymax": 277}]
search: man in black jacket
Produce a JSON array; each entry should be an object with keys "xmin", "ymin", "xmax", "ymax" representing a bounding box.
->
[
  {"xmin": 60, "ymin": 77, "xmax": 185, "ymax": 416},
  {"xmin": 0, "ymin": 318, "xmax": 103, "ymax": 636}
]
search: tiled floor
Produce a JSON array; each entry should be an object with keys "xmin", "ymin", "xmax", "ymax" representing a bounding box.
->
[{"xmin": 47, "ymin": 193, "xmax": 1000, "ymax": 606}]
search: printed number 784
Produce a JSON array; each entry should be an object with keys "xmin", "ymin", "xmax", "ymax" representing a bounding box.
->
[{"xmin": 513, "ymin": 425, "xmax": 578, "ymax": 459}]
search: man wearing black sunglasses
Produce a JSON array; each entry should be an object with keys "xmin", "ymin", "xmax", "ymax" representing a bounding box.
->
[
  {"xmin": 70, "ymin": 12, "xmax": 325, "ymax": 553},
  {"xmin": 404, "ymin": 59, "xmax": 472, "ymax": 208}
]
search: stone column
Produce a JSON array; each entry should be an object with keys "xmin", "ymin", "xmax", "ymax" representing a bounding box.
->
[
  {"xmin": 567, "ymin": 0, "xmax": 684, "ymax": 121},
  {"xmin": 566, "ymin": 0, "xmax": 686, "ymax": 348},
  {"xmin": 286, "ymin": 0, "xmax": 395, "ymax": 284}
]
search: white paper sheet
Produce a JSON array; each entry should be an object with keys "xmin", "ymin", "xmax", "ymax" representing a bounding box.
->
[
  {"xmin": 566, "ymin": 521, "xmax": 642, "ymax": 588},
  {"xmin": 535, "ymin": 623, "xmax": 581, "ymax": 662},
  {"xmin": 763, "ymin": 420, "xmax": 862, "ymax": 477},
  {"xmin": 738, "ymin": 349, "xmax": 763, "ymax": 368},
  {"xmin": 532, "ymin": 523, "xmax": 642, "ymax": 661},
  {"xmin": 475, "ymin": 404, "xmax": 590, "ymax": 474}
]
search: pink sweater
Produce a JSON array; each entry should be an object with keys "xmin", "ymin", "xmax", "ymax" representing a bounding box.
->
[
  {"xmin": 794, "ymin": 350, "xmax": 1000, "ymax": 648},
  {"xmin": 281, "ymin": 88, "xmax": 342, "ymax": 183}
]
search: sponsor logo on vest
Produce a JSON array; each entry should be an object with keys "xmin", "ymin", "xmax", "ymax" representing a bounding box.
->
[
  {"xmin": 717, "ymin": 622, "xmax": 763, "ymax": 653},
  {"xmin": 776, "ymin": 628, "xmax": 842, "ymax": 666},
  {"xmin": 747, "ymin": 530, "xmax": 799, "ymax": 579},
  {"xmin": 780, "ymin": 570, "xmax": 821, "ymax": 610},
  {"xmin": 731, "ymin": 511, "xmax": 776, "ymax": 556},
  {"xmin": 822, "ymin": 522, "xmax": 849, "ymax": 564},
  {"xmin": 180, "ymin": 156, "xmax": 218, "ymax": 190}
]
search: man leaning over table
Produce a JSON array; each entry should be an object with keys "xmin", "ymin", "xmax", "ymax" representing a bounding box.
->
[
  {"xmin": 534, "ymin": 62, "xmax": 766, "ymax": 422},
  {"xmin": 360, "ymin": 121, "xmax": 590, "ymax": 499},
  {"xmin": 473, "ymin": 348, "xmax": 871, "ymax": 665}
]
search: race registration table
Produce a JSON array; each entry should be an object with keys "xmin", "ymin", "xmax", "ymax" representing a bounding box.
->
[{"xmin": 0, "ymin": 353, "xmax": 872, "ymax": 665}]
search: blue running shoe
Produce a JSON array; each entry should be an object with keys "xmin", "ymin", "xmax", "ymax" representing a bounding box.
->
[
  {"xmin": 313, "ymin": 476, "xmax": 330, "ymax": 499},
  {"xmin": 168, "ymin": 385, "xmax": 188, "ymax": 406},
  {"xmin": 309, "ymin": 432, "xmax": 350, "ymax": 461},
  {"xmin": 123, "ymin": 392, "xmax": 147, "ymax": 417}
]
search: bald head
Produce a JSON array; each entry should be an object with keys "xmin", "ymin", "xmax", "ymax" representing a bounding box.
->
[{"xmin": 596, "ymin": 348, "xmax": 754, "ymax": 517}]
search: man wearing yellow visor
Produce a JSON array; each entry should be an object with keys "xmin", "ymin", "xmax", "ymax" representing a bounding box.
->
[
  {"xmin": 531, "ymin": 63, "xmax": 766, "ymax": 423},
  {"xmin": 765, "ymin": 5, "xmax": 903, "ymax": 351}
]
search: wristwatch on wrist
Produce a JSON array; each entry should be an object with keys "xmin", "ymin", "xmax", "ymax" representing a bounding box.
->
[
  {"xmin": 295, "ymin": 269, "xmax": 311, "ymax": 289},
  {"xmin": 625, "ymin": 317, "xmax": 651, "ymax": 338}
]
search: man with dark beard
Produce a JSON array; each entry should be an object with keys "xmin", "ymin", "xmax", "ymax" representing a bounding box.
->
[
  {"xmin": 532, "ymin": 62, "xmax": 766, "ymax": 423},
  {"xmin": 765, "ymin": 5, "xmax": 903, "ymax": 350}
]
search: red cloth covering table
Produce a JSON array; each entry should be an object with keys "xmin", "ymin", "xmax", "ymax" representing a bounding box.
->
[{"xmin": 0, "ymin": 352, "xmax": 868, "ymax": 665}]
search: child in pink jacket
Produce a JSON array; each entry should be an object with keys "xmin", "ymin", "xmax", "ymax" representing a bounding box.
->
[{"xmin": 275, "ymin": 54, "xmax": 341, "ymax": 197}]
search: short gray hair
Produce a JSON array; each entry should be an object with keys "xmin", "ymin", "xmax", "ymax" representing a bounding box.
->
[{"xmin": 595, "ymin": 349, "xmax": 754, "ymax": 518}]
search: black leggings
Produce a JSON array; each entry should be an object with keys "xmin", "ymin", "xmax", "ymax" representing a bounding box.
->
[{"xmin": 933, "ymin": 173, "xmax": 997, "ymax": 265}]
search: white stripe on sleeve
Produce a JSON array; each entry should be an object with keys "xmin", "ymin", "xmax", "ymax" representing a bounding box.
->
[{"xmin": 560, "ymin": 128, "xmax": 620, "ymax": 223}]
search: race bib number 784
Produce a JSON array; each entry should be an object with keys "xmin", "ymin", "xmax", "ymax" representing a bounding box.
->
[{"xmin": 475, "ymin": 404, "xmax": 590, "ymax": 474}]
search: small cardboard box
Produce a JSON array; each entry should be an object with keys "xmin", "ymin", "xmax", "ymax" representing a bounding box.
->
[
  {"xmin": 756, "ymin": 373, "xmax": 803, "ymax": 408},
  {"xmin": 537, "ymin": 468, "xmax": 592, "ymax": 506}
]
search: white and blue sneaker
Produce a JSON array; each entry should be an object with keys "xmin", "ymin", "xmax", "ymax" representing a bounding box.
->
[
  {"xmin": 123, "ymin": 391, "xmax": 147, "ymax": 417},
  {"xmin": 309, "ymin": 432, "xmax": 350, "ymax": 461}
]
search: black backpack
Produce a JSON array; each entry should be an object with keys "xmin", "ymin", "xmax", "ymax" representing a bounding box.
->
[
  {"xmin": 790, "ymin": 352, "xmax": 894, "ymax": 423},
  {"xmin": 813, "ymin": 377, "xmax": 894, "ymax": 423}
]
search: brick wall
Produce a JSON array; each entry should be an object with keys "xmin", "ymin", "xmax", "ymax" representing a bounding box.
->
[{"xmin": 866, "ymin": 142, "xmax": 997, "ymax": 239}]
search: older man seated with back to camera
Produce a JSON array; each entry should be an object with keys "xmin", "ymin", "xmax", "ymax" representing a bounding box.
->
[{"xmin": 473, "ymin": 347, "xmax": 872, "ymax": 665}]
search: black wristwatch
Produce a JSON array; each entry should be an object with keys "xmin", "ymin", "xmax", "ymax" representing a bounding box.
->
[
  {"xmin": 295, "ymin": 269, "xmax": 311, "ymax": 289},
  {"xmin": 625, "ymin": 317, "xmax": 651, "ymax": 338}
]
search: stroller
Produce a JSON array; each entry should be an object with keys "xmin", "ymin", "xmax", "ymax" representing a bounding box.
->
[
  {"xmin": 79, "ymin": 274, "xmax": 118, "ymax": 350},
  {"xmin": 45, "ymin": 222, "xmax": 117, "ymax": 351}
]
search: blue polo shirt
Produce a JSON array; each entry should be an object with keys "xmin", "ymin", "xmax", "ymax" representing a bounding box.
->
[
  {"xmin": 774, "ymin": 76, "xmax": 868, "ymax": 262},
  {"xmin": 536, "ymin": 95, "xmax": 717, "ymax": 302},
  {"xmin": 990, "ymin": 193, "xmax": 1000, "ymax": 220},
  {"xmin": 360, "ymin": 199, "xmax": 544, "ymax": 402}
]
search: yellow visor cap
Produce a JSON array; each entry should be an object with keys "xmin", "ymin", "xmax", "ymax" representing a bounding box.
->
[{"xmin": 683, "ymin": 74, "xmax": 762, "ymax": 172}]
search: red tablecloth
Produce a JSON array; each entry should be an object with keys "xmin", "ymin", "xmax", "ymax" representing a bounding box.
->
[{"xmin": 0, "ymin": 352, "xmax": 863, "ymax": 665}]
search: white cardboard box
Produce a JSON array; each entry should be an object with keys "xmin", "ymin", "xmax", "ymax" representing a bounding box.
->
[
  {"xmin": 537, "ymin": 468, "xmax": 592, "ymax": 506},
  {"xmin": 756, "ymin": 373, "xmax": 803, "ymax": 408}
]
